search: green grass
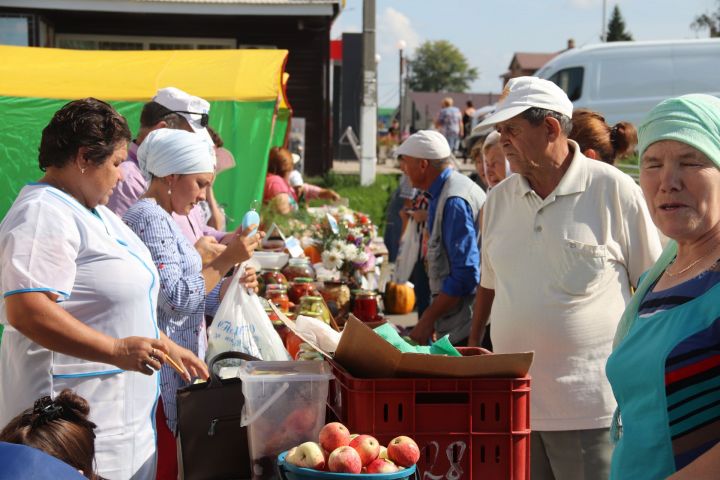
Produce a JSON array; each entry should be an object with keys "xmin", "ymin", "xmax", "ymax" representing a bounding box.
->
[{"xmin": 305, "ymin": 172, "xmax": 400, "ymax": 236}]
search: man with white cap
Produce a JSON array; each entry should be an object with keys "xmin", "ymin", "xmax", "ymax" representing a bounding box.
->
[
  {"xmin": 107, "ymin": 87, "xmax": 212, "ymax": 218},
  {"xmin": 467, "ymin": 76, "xmax": 662, "ymax": 479},
  {"xmin": 397, "ymin": 130, "xmax": 486, "ymax": 346}
]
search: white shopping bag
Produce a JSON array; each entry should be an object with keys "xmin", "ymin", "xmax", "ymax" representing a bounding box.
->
[
  {"xmin": 206, "ymin": 266, "xmax": 291, "ymax": 362},
  {"xmin": 393, "ymin": 217, "xmax": 421, "ymax": 283}
]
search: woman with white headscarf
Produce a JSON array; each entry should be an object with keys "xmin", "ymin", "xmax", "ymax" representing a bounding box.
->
[{"xmin": 123, "ymin": 128, "xmax": 261, "ymax": 478}]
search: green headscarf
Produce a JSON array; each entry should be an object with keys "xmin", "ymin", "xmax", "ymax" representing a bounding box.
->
[{"xmin": 610, "ymin": 93, "xmax": 720, "ymax": 441}]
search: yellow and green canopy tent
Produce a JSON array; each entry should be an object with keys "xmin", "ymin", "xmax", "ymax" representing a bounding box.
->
[
  {"xmin": 270, "ymin": 72, "xmax": 293, "ymax": 148},
  {"xmin": 0, "ymin": 45, "xmax": 289, "ymax": 227}
]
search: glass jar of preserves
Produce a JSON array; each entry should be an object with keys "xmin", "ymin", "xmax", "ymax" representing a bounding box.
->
[
  {"xmin": 288, "ymin": 277, "xmax": 317, "ymax": 304},
  {"xmin": 282, "ymin": 258, "xmax": 316, "ymax": 282},
  {"xmin": 259, "ymin": 268, "xmax": 288, "ymax": 296},
  {"xmin": 319, "ymin": 281, "xmax": 351, "ymax": 316},
  {"xmin": 298, "ymin": 295, "xmax": 332, "ymax": 325},
  {"xmin": 272, "ymin": 321, "xmax": 290, "ymax": 347},
  {"xmin": 352, "ymin": 290, "xmax": 379, "ymax": 322},
  {"xmin": 265, "ymin": 284, "xmax": 290, "ymax": 312}
]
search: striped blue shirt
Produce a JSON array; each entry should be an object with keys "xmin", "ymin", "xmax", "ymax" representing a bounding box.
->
[{"xmin": 123, "ymin": 199, "xmax": 221, "ymax": 433}]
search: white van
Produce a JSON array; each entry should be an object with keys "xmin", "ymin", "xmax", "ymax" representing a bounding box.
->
[{"xmin": 535, "ymin": 39, "xmax": 720, "ymax": 127}]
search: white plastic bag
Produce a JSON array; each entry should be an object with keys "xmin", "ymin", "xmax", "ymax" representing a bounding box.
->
[
  {"xmin": 393, "ymin": 217, "xmax": 421, "ymax": 283},
  {"xmin": 206, "ymin": 266, "xmax": 290, "ymax": 362}
]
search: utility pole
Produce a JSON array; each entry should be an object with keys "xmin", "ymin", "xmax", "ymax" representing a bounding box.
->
[
  {"xmin": 397, "ymin": 40, "xmax": 406, "ymax": 142},
  {"xmin": 601, "ymin": 0, "xmax": 607, "ymax": 41},
  {"xmin": 359, "ymin": 0, "xmax": 377, "ymax": 186}
]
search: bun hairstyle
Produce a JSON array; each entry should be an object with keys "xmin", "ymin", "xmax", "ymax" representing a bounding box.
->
[
  {"xmin": 570, "ymin": 109, "xmax": 638, "ymax": 165},
  {"xmin": 0, "ymin": 389, "xmax": 97, "ymax": 479}
]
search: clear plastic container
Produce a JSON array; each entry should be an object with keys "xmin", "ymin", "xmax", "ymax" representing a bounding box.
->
[{"xmin": 239, "ymin": 361, "xmax": 332, "ymax": 480}]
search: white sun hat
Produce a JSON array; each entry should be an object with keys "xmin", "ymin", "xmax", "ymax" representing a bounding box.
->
[{"xmin": 475, "ymin": 76, "xmax": 573, "ymax": 131}]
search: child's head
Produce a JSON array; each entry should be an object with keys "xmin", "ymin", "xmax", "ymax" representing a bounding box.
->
[{"xmin": 0, "ymin": 389, "xmax": 97, "ymax": 478}]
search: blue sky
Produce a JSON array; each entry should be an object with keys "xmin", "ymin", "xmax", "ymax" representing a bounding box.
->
[{"xmin": 331, "ymin": 0, "xmax": 717, "ymax": 107}]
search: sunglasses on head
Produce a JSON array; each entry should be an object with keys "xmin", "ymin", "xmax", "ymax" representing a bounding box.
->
[{"xmin": 167, "ymin": 110, "xmax": 209, "ymax": 127}]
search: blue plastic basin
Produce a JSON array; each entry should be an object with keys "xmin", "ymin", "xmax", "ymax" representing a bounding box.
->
[{"xmin": 277, "ymin": 451, "xmax": 417, "ymax": 479}]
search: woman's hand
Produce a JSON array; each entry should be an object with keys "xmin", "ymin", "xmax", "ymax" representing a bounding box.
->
[
  {"xmin": 161, "ymin": 337, "xmax": 209, "ymax": 383},
  {"xmin": 195, "ymin": 236, "xmax": 226, "ymax": 267},
  {"xmin": 111, "ymin": 336, "xmax": 170, "ymax": 376},
  {"xmin": 240, "ymin": 266, "xmax": 259, "ymax": 293},
  {"xmin": 218, "ymin": 265, "xmax": 258, "ymax": 300},
  {"xmin": 319, "ymin": 188, "xmax": 341, "ymax": 202},
  {"xmin": 222, "ymin": 225, "xmax": 264, "ymax": 265}
]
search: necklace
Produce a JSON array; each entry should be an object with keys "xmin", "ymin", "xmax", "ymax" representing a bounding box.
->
[{"xmin": 665, "ymin": 247, "xmax": 719, "ymax": 277}]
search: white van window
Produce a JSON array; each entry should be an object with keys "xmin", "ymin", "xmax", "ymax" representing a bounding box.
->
[
  {"xmin": 672, "ymin": 53, "xmax": 720, "ymax": 95},
  {"xmin": 548, "ymin": 67, "xmax": 584, "ymax": 101},
  {"xmin": 597, "ymin": 56, "xmax": 673, "ymax": 100}
]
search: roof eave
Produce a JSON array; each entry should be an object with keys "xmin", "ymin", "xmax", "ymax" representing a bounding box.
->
[{"xmin": 0, "ymin": 0, "xmax": 338, "ymax": 16}]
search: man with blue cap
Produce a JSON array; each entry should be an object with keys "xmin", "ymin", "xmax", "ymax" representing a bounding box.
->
[{"xmin": 468, "ymin": 76, "xmax": 662, "ymax": 479}]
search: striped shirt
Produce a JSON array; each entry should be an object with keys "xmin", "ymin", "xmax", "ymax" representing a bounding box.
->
[
  {"xmin": 123, "ymin": 199, "xmax": 221, "ymax": 433},
  {"xmin": 638, "ymin": 259, "xmax": 720, "ymax": 471}
]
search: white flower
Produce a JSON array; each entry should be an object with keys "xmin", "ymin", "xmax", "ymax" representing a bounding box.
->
[
  {"xmin": 342, "ymin": 243, "xmax": 359, "ymax": 260},
  {"xmin": 329, "ymin": 239, "xmax": 346, "ymax": 252},
  {"xmin": 352, "ymin": 250, "xmax": 369, "ymax": 265},
  {"xmin": 348, "ymin": 227, "xmax": 363, "ymax": 238},
  {"xmin": 322, "ymin": 249, "xmax": 344, "ymax": 270}
]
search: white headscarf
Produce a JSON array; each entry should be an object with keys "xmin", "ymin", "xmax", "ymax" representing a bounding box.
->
[{"xmin": 137, "ymin": 128, "xmax": 216, "ymax": 181}]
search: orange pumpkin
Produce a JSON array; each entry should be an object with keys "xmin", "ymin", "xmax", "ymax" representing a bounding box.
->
[
  {"xmin": 303, "ymin": 245, "xmax": 322, "ymax": 264},
  {"xmin": 384, "ymin": 282, "xmax": 416, "ymax": 314}
]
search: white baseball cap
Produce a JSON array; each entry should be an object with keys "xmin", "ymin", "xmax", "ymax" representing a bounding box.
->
[
  {"xmin": 153, "ymin": 87, "xmax": 213, "ymax": 145},
  {"xmin": 475, "ymin": 76, "xmax": 573, "ymax": 131},
  {"xmin": 288, "ymin": 169, "xmax": 304, "ymax": 187},
  {"xmin": 395, "ymin": 130, "xmax": 452, "ymax": 160}
]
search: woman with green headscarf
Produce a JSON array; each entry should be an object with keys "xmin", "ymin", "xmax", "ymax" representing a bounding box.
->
[{"xmin": 606, "ymin": 94, "xmax": 720, "ymax": 479}]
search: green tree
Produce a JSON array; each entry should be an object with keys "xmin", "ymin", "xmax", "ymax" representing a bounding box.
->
[
  {"xmin": 606, "ymin": 5, "xmax": 633, "ymax": 42},
  {"xmin": 691, "ymin": 0, "xmax": 720, "ymax": 37},
  {"xmin": 407, "ymin": 40, "xmax": 478, "ymax": 92}
]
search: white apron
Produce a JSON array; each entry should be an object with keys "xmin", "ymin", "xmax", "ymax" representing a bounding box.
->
[{"xmin": 0, "ymin": 185, "xmax": 160, "ymax": 479}]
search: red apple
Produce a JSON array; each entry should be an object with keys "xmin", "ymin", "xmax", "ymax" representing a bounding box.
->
[
  {"xmin": 328, "ymin": 446, "xmax": 362, "ymax": 473},
  {"xmin": 319, "ymin": 422, "xmax": 351, "ymax": 453},
  {"xmin": 378, "ymin": 446, "xmax": 389, "ymax": 460},
  {"xmin": 387, "ymin": 436, "xmax": 420, "ymax": 467},
  {"xmin": 349, "ymin": 434, "xmax": 381, "ymax": 466},
  {"xmin": 283, "ymin": 406, "xmax": 318, "ymax": 435},
  {"xmin": 366, "ymin": 458, "xmax": 400, "ymax": 473},
  {"xmin": 285, "ymin": 442, "xmax": 326, "ymax": 470}
]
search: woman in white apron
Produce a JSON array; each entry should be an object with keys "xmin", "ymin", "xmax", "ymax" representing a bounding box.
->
[{"xmin": 0, "ymin": 99, "xmax": 207, "ymax": 479}]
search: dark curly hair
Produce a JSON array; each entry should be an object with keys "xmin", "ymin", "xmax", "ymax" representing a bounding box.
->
[
  {"xmin": 38, "ymin": 98, "xmax": 131, "ymax": 172},
  {"xmin": 0, "ymin": 389, "xmax": 98, "ymax": 479}
]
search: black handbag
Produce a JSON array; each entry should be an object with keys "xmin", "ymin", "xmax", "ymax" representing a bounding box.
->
[{"xmin": 176, "ymin": 351, "xmax": 259, "ymax": 480}]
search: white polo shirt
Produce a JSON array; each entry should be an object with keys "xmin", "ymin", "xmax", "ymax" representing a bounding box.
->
[{"xmin": 481, "ymin": 141, "xmax": 662, "ymax": 431}]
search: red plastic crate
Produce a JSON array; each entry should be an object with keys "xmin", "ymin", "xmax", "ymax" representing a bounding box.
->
[{"xmin": 329, "ymin": 362, "xmax": 530, "ymax": 479}]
